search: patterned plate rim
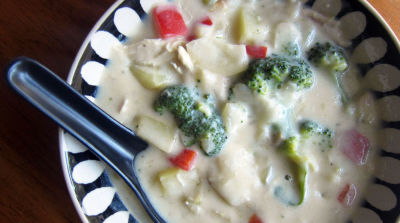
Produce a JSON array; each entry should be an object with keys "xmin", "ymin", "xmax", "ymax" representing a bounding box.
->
[{"xmin": 60, "ymin": 0, "xmax": 125, "ymax": 222}]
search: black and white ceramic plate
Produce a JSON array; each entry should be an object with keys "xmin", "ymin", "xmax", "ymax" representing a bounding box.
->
[{"xmin": 60, "ymin": 0, "xmax": 400, "ymax": 222}]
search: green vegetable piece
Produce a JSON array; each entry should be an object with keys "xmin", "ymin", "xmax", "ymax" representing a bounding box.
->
[
  {"xmin": 279, "ymin": 137, "xmax": 308, "ymax": 206},
  {"xmin": 299, "ymin": 120, "xmax": 333, "ymax": 148},
  {"xmin": 244, "ymin": 54, "xmax": 313, "ymax": 94},
  {"xmin": 154, "ymin": 85, "xmax": 227, "ymax": 156},
  {"xmin": 307, "ymin": 42, "xmax": 349, "ymax": 103},
  {"xmin": 299, "ymin": 120, "xmax": 318, "ymax": 137},
  {"xmin": 299, "ymin": 120, "xmax": 333, "ymax": 138},
  {"xmin": 307, "ymin": 42, "xmax": 348, "ymax": 73},
  {"xmin": 289, "ymin": 59, "xmax": 313, "ymax": 90},
  {"xmin": 202, "ymin": 0, "xmax": 217, "ymax": 6},
  {"xmin": 196, "ymin": 101, "xmax": 212, "ymax": 117},
  {"xmin": 281, "ymin": 42, "xmax": 301, "ymax": 57}
]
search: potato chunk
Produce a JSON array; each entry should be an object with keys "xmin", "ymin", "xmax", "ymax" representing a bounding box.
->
[
  {"xmin": 158, "ymin": 167, "xmax": 182, "ymax": 195},
  {"xmin": 130, "ymin": 64, "xmax": 177, "ymax": 90},
  {"xmin": 197, "ymin": 69, "xmax": 229, "ymax": 101},
  {"xmin": 222, "ymin": 102, "xmax": 248, "ymax": 134},
  {"xmin": 127, "ymin": 39, "xmax": 180, "ymax": 89},
  {"xmin": 186, "ymin": 38, "xmax": 249, "ymax": 76},
  {"xmin": 158, "ymin": 167, "xmax": 200, "ymax": 196},
  {"xmin": 208, "ymin": 148, "xmax": 261, "ymax": 206},
  {"xmin": 135, "ymin": 116, "xmax": 177, "ymax": 153}
]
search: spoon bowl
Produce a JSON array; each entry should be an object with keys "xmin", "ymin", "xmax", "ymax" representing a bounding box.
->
[{"xmin": 5, "ymin": 57, "xmax": 166, "ymax": 223}]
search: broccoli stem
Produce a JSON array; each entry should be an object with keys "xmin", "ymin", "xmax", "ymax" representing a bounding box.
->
[
  {"xmin": 333, "ymin": 72, "xmax": 350, "ymax": 105},
  {"xmin": 278, "ymin": 137, "xmax": 308, "ymax": 206},
  {"xmin": 307, "ymin": 42, "xmax": 350, "ymax": 105}
]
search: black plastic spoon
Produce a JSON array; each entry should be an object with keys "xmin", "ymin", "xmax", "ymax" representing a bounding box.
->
[{"xmin": 5, "ymin": 57, "xmax": 166, "ymax": 223}]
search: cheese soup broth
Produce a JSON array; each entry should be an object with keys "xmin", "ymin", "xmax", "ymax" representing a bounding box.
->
[{"xmin": 95, "ymin": 0, "xmax": 379, "ymax": 222}]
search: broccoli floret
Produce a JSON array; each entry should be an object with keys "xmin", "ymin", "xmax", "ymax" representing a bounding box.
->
[
  {"xmin": 299, "ymin": 120, "xmax": 333, "ymax": 148},
  {"xmin": 307, "ymin": 42, "xmax": 348, "ymax": 73},
  {"xmin": 282, "ymin": 42, "xmax": 301, "ymax": 57},
  {"xmin": 289, "ymin": 59, "xmax": 313, "ymax": 89},
  {"xmin": 154, "ymin": 85, "xmax": 195, "ymax": 117},
  {"xmin": 307, "ymin": 42, "xmax": 349, "ymax": 104},
  {"xmin": 299, "ymin": 120, "xmax": 333, "ymax": 138},
  {"xmin": 247, "ymin": 71, "xmax": 269, "ymax": 94},
  {"xmin": 244, "ymin": 54, "xmax": 313, "ymax": 94},
  {"xmin": 154, "ymin": 85, "xmax": 227, "ymax": 156}
]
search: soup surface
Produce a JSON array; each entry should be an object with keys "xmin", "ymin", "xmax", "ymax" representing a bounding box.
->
[{"xmin": 94, "ymin": 0, "xmax": 380, "ymax": 222}]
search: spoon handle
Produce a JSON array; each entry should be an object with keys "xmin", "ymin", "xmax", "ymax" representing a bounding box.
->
[
  {"xmin": 5, "ymin": 57, "xmax": 166, "ymax": 223},
  {"xmin": 6, "ymin": 57, "xmax": 147, "ymax": 165}
]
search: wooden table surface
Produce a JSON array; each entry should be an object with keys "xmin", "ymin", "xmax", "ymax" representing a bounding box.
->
[{"xmin": 0, "ymin": 0, "xmax": 399, "ymax": 222}]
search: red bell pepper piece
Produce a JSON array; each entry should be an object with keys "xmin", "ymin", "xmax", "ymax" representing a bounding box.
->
[
  {"xmin": 186, "ymin": 34, "xmax": 196, "ymax": 42},
  {"xmin": 246, "ymin": 45, "xmax": 268, "ymax": 59},
  {"xmin": 337, "ymin": 183, "xmax": 357, "ymax": 207},
  {"xmin": 169, "ymin": 149, "xmax": 197, "ymax": 171},
  {"xmin": 341, "ymin": 129, "xmax": 369, "ymax": 165},
  {"xmin": 200, "ymin": 16, "xmax": 213, "ymax": 26},
  {"xmin": 153, "ymin": 5, "xmax": 188, "ymax": 39},
  {"xmin": 249, "ymin": 214, "xmax": 263, "ymax": 223}
]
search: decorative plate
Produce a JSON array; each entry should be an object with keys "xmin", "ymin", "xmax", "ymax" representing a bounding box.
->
[{"xmin": 60, "ymin": 0, "xmax": 400, "ymax": 222}]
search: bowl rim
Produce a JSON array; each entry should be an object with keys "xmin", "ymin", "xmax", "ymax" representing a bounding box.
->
[
  {"xmin": 59, "ymin": 0, "xmax": 400, "ymax": 222},
  {"xmin": 359, "ymin": 0, "xmax": 400, "ymax": 51},
  {"xmin": 59, "ymin": 0, "xmax": 125, "ymax": 222}
]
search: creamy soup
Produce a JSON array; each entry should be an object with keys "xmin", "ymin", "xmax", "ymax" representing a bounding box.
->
[{"xmin": 94, "ymin": 0, "xmax": 379, "ymax": 222}]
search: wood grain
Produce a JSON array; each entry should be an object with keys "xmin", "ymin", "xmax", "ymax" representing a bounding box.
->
[
  {"xmin": 0, "ymin": 0, "xmax": 398, "ymax": 222},
  {"xmin": 0, "ymin": 1, "xmax": 114, "ymax": 222},
  {"xmin": 368, "ymin": 0, "xmax": 400, "ymax": 40}
]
